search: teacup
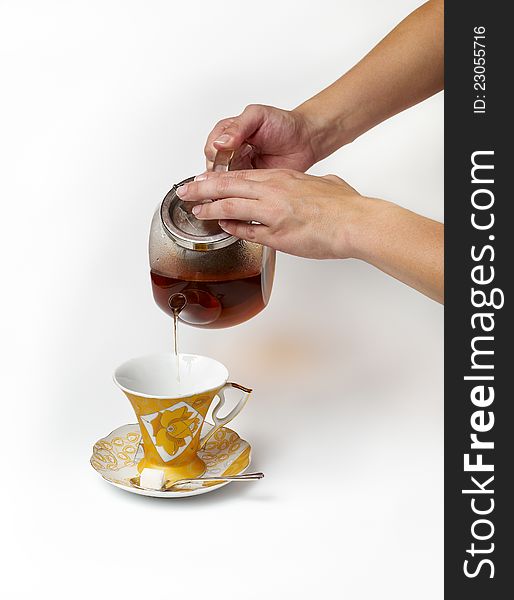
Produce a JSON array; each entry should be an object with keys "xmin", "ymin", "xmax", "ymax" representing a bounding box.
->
[{"xmin": 114, "ymin": 353, "xmax": 251, "ymax": 485}]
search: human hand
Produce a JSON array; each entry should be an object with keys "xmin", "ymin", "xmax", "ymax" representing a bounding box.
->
[
  {"xmin": 204, "ymin": 105, "xmax": 319, "ymax": 173},
  {"xmin": 176, "ymin": 169, "xmax": 365, "ymax": 259},
  {"xmin": 177, "ymin": 169, "xmax": 444, "ymax": 302}
]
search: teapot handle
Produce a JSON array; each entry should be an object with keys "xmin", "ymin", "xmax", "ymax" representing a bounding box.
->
[{"xmin": 212, "ymin": 149, "xmax": 235, "ymax": 172}]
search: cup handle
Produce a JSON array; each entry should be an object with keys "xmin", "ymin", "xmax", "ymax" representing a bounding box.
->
[{"xmin": 199, "ymin": 382, "xmax": 252, "ymax": 449}]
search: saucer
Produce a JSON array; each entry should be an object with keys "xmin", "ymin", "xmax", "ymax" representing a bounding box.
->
[{"xmin": 90, "ymin": 421, "xmax": 251, "ymax": 498}]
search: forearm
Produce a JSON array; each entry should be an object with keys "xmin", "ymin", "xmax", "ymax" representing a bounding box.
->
[
  {"xmin": 295, "ymin": 0, "xmax": 444, "ymax": 161},
  {"xmin": 347, "ymin": 198, "xmax": 444, "ymax": 303}
]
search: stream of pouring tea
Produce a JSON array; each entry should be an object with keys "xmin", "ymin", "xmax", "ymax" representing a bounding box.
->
[
  {"xmin": 172, "ymin": 309, "xmax": 179, "ymax": 356},
  {"xmin": 172, "ymin": 310, "xmax": 180, "ymax": 382},
  {"xmin": 169, "ymin": 294, "xmax": 187, "ymax": 382}
]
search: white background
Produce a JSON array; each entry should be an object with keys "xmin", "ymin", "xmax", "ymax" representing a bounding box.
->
[{"xmin": 0, "ymin": 1, "xmax": 443, "ymax": 598}]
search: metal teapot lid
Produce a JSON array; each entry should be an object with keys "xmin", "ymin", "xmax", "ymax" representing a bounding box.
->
[{"xmin": 160, "ymin": 150, "xmax": 238, "ymax": 251}]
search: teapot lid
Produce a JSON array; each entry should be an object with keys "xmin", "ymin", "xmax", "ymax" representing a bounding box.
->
[
  {"xmin": 160, "ymin": 178, "xmax": 237, "ymax": 251},
  {"xmin": 160, "ymin": 150, "xmax": 238, "ymax": 251}
]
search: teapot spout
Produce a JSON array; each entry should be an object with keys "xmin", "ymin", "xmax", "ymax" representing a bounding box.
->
[{"xmin": 168, "ymin": 293, "xmax": 187, "ymax": 314}]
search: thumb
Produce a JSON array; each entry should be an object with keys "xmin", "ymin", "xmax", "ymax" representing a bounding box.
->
[{"xmin": 213, "ymin": 104, "xmax": 267, "ymax": 150}]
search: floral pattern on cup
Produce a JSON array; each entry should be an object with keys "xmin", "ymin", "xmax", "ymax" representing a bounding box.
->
[
  {"xmin": 140, "ymin": 401, "xmax": 202, "ymax": 462},
  {"xmin": 150, "ymin": 405, "xmax": 201, "ymax": 456}
]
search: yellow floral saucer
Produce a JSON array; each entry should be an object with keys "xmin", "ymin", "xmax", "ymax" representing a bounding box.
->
[{"xmin": 90, "ymin": 421, "xmax": 251, "ymax": 498}]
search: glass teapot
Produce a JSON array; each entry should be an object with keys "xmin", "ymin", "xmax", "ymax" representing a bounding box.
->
[{"xmin": 149, "ymin": 151, "xmax": 276, "ymax": 329}]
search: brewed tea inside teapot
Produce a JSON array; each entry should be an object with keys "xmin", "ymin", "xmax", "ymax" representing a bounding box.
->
[{"xmin": 149, "ymin": 151, "xmax": 275, "ymax": 329}]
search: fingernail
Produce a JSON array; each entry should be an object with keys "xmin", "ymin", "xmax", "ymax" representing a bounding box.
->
[
  {"xmin": 215, "ymin": 134, "xmax": 231, "ymax": 144},
  {"xmin": 176, "ymin": 184, "xmax": 188, "ymax": 197},
  {"xmin": 194, "ymin": 173, "xmax": 207, "ymax": 181},
  {"xmin": 192, "ymin": 205, "xmax": 201, "ymax": 216},
  {"xmin": 219, "ymin": 219, "xmax": 229, "ymax": 228}
]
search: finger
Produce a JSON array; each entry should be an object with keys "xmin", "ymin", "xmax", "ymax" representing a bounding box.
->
[
  {"xmin": 192, "ymin": 197, "xmax": 270, "ymax": 224},
  {"xmin": 211, "ymin": 104, "xmax": 267, "ymax": 153},
  {"xmin": 219, "ymin": 219, "xmax": 273, "ymax": 245},
  {"xmin": 176, "ymin": 175, "xmax": 265, "ymax": 201},
  {"xmin": 192, "ymin": 168, "xmax": 289, "ymax": 185},
  {"xmin": 204, "ymin": 117, "xmax": 235, "ymax": 166}
]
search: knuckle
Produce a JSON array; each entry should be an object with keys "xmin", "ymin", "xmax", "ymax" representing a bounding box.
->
[
  {"xmin": 264, "ymin": 180, "xmax": 281, "ymax": 197},
  {"xmin": 220, "ymin": 198, "xmax": 236, "ymax": 218},
  {"xmin": 275, "ymin": 168, "xmax": 295, "ymax": 180},
  {"xmin": 185, "ymin": 181, "xmax": 198, "ymax": 196},
  {"xmin": 197, "ymin": 203, "xmax": 212, "ymax": 218},
  {"xmin": 215, "ymin": 176, "xmax": 231, "ymax": 196},
  {"xmin": 225, "ymin": 120, "xmax": 240, "ymax": 133},
  {"xmin": 243, "ymin": 103, "xmax": 262, "ymax": 114},
  {"xmin": 244, "ymin": 224, "xmax": 257, "ymax": 240},
  {"xmin": 324, "ymin": 173, "xmax": 341, "ymax": 182},
  {"xmin": 230, "ymin": 169, "xmax": 248, "ymax": 181},
  {"xmin": 270, "ymin": 198, "xmax": 284, "ymax": 215},
  {"xmin": 217, "ymin": 117, "xmax": 235, "ymax": 131},
  {"xmin": 235, "ymin": 222, "xmax": 256, "ymax": 240}
]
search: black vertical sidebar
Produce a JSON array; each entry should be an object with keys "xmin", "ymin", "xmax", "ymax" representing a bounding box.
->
[{"xmin": 445, "ymin": 2, "xmax": 511, "ymax": 598}]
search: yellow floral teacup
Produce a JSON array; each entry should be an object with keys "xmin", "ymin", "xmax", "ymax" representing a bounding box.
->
[{"xmin": 114, "ymin": 353, "xmax": 251, "ymax": 485}]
